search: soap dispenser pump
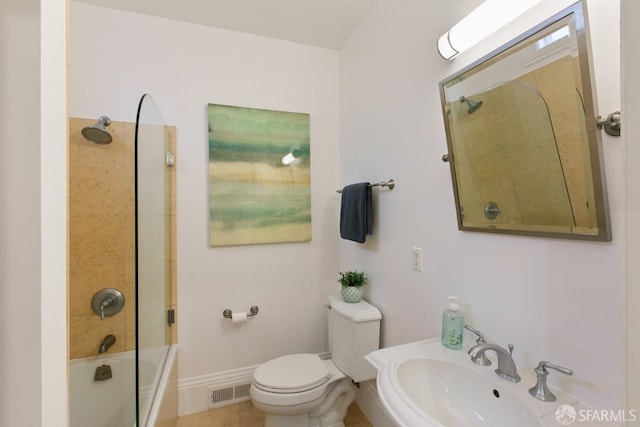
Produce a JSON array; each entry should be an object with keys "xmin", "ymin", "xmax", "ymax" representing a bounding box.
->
[{"xmin": 442, "ymin": 296, "xmax": 464, "ymax": 349}]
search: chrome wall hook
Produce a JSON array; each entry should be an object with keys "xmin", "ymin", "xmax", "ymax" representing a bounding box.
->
[{"xmin": 597, "ymin": 110, "xmax": 621, "ymax": 136}]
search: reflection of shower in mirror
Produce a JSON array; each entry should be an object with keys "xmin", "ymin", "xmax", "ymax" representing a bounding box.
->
[{"xmin": 459, "ymin": 96, "xmax": 483, "ymax": 114}]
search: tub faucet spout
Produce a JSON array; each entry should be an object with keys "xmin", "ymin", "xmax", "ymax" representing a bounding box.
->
[
  {"xmin": 99, "ymin": 334, "xmax": 116, "ymax": 354},
  {"xmin": 468, "ymin": 342, "xmax": 521, "ymax": 383}
]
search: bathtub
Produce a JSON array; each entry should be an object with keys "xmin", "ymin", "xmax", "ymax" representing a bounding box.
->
[{"xmin": 70, "ymin": 344, "xmax": 178, "ymax": 427}]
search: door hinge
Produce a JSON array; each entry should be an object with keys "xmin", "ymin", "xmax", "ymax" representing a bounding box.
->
[
  {"xmin": 167, "ymin": 309, "xmax": 175, "ymax": 326},
  {"xmin": 166, "ymin": 151, "xmax": 175, "ymax": 167}
]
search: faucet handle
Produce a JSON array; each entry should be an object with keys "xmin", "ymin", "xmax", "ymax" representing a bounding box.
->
[
  {"xmin": 537, "ymin": 361, "xmax": 573, "ymax": 376},
  {"xmin": 529, "ymin": 361, "xmax": 573, "ymax": 402},
  {"xmin": 464, "ymin": 324, "xmax": 486, "ymax": 344},
  {"xmin": 464, "ymin": 325, "xmax": 491, "ymax": 366}
]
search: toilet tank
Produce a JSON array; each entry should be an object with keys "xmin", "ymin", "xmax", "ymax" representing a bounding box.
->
[{"xmin": 327, "ymin": 295, "xmax": 381, "ymax": 383}]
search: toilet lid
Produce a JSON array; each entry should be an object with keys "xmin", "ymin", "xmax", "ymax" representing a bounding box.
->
[{"xmin": 254, "ymin": 354, "xmax": 331, "ymax": 393}]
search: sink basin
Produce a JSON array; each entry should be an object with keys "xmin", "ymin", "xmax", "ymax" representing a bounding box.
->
[
  {"xmin": 394, "ymin": 358, "xmax": 539, "ymax": 426},
  {"xmin": 366, "ymin": 338, "xmax": 580, "ymax": 427}
]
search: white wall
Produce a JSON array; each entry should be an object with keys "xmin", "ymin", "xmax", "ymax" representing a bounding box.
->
[
  {"xmin": 1, "ymin": 0, "xmax": 68, "ymax": 426},
  {"xmin": 0, "ymin": 1, "xmax": 43, "ymax": 425},
  {"xmin": 41, "ymin": 0, "xmax": 69, "ymax": 423},
  {"xmin": 69, "ymin": 0, "xmax": 341, "ymax": 411},
  {"xmin": 340, "ymin": 0, "xmax": 624, "ymax": 412},
  {"xmin": 622, "ymin": 0, "xmax": 640, "ymax": 412}
]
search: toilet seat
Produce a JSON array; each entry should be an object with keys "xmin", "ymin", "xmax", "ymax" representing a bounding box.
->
[{"xmin": 253, "ymin": 354, "xmax": 331, "ymax": 394}]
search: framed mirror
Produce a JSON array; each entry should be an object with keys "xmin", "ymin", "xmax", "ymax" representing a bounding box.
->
[{"xmin": 439, "ymin": 1, "xmax": 611, "ymax": 241}]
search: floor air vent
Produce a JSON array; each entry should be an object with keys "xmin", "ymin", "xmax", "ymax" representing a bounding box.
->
[
  {"xmin": 234, "ymin": 383, "xmax": 251, "ymax": 398},
  {"xmin": 208, "ymin": 383, "xmax": 252, "ymax": 407},
  {"xmin": 210, "ymin": 387, "xmax": 234, "ymax": 405}
]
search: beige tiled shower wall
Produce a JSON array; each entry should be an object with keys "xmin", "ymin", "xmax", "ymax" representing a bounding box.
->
[{"xmin": 68, "ymin": 117, "xmax": 177, "ymax": 360}]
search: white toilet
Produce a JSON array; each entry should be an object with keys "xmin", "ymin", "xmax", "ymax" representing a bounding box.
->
[{"xmin": 250, "ymin": 295, "xmax": 382, "ymax": 427}]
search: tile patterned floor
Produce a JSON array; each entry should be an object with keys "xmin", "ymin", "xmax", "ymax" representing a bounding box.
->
[{"xmin": 176, "ymin": 400, "xmax": 373, "ymax": 427}]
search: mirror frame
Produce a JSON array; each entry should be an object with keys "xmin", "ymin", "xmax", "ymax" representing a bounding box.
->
[{"xmin": 439, "ymin": 1, "xmax": 611, "ymax": 241}]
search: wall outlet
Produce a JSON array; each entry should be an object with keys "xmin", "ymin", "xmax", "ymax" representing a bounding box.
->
[{"xmin": 412, "ymin": 247, "xmax": 423, "ymax": 272}]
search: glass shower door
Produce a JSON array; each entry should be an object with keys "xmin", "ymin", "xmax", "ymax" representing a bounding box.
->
[{"xmin": 135, "ymin": 94, "xmax": 172, "ymax": 426}]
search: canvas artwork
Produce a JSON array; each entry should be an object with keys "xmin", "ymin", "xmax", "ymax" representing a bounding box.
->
[{"xmin": 208, "ymin": 104, "xmax": 311, "ymax": 246}]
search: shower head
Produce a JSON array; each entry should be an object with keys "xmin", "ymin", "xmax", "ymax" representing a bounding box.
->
[
  {"xmin": 459, "ymin": 96, "xmax": 483, "ymax": 114},
  {"xmin": 82, "ymin": 116, "xmax": 113, "ymax": 144}
]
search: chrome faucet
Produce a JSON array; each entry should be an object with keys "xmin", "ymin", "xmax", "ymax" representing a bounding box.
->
[
  {"xmin": 464, "ymin": 325, "xmax": 491, "ymax": 366},
  {"xmin": 468, "ymin": 342, "xmax": 521, "ymax": 383},
  {"xmin": 99, "ymin": 334, "xmax": 116, "ymax": 354},
  {"xmin": 528, "ymin": 361, "xmax": 573, "ymax": 402}
]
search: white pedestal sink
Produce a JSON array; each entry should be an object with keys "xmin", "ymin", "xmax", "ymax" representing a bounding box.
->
[{"xmin": 366, "ymin": 339, "xmax": 586, "ymax": 427}]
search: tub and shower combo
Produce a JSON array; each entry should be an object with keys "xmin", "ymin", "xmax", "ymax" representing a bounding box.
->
[
  {"xmin": 70, "ymin": 346, "xmax": 178, "ymax": 427},
  {"xmin": 69, "ymin": 94, "xmax": 178, "ymax": 427}
]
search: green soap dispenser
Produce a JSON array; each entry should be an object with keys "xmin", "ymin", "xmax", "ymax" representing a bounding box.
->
[{"xmin": 442, "ymin": 296, "xmax": 463, "ymax": 349}]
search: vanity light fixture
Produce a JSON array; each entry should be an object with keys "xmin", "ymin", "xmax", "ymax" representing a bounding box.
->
[{"xmin": 437, "ymin": 0, "xmax": 545, "ymax": 60}]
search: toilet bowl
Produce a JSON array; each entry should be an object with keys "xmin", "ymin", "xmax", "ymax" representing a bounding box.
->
[
  {"xmin": 250, "ymin": 354, "xmax": 355, "ymax": 427},
  {"xmin": 250, "ymin": 296, "xmax": 382, "ymax": 427}
]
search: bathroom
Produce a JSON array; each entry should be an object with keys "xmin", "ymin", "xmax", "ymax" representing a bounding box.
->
[{"xmin": 1, "ymin": 0, "xmax": 639, "ymax": 426}]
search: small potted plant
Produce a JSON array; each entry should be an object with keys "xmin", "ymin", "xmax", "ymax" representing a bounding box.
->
[{"xmin": 338, "ymin": 270, "xmax": 368, "ymax": 303}]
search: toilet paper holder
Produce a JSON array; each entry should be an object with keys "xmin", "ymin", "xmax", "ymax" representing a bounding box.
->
[{"xmin": 223, "ymin": 305, "xmax": 259, "ymax": 319}]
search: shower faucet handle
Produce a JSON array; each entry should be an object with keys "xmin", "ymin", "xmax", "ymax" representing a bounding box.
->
[
  {"xmin": 100, "ymin": 296, "xmax": 115, "ymax": 309},
  {"xmin": 99, "ymin": 296, "xmax": 115, "ymax": 320},
  {"xmin": 91, "ymin": 288, "xmax": 125, "ymax": 320}
]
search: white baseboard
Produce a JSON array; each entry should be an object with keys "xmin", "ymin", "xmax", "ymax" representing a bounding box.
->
[
  {"xmin": 355, "ymin": 380, "xmax": 396, "ymax": 427},
  {"xmin": 178, "ymin": 365, "xmax": 257, "ymax": 416}
]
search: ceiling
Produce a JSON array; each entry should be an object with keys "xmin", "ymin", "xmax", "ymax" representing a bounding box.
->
[{"xmin": 75, "ymin": 0, "xmax": 377, "ymax": 49}]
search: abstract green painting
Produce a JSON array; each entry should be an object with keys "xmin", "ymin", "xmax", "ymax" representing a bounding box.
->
[{"xmin": 208, "ymin": 104, "xmax": 311, "ymax": 246}]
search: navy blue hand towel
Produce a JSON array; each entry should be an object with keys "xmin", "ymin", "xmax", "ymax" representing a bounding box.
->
[{"xmin": 340, "ymin": 182, "xmax": 372, "ymax": 243}]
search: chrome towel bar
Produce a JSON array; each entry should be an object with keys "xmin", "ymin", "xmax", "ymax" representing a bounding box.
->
[{"xmin": 337, "ymin": 179, "xmax": 395, "ymax": 193}]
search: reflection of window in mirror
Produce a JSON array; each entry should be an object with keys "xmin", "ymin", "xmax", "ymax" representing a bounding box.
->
[
  {"xmin": 439, "ymin": 1, "xmax": 610, "ymax": 241},
  {"xmin": 535, "ymin": 25, "xmax": 570, "ymax": 50}
]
